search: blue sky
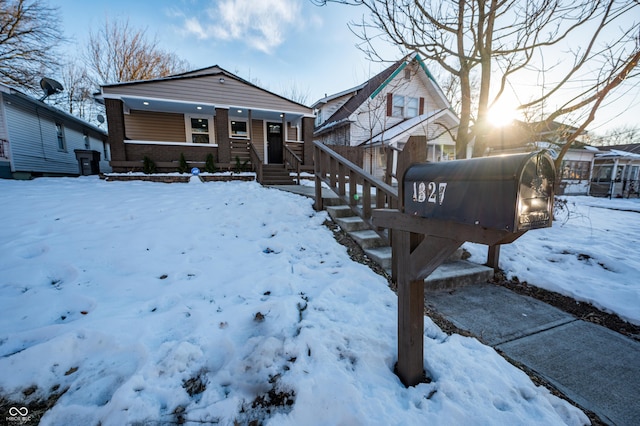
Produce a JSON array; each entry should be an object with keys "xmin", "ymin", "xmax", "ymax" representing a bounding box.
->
[
  {"xmin": 54, "ymin": 0, "xmax": 387, "ymax": 104},
  {"xmin": 53, "ymin": 0, "xmax": 638, "ymax": 134}
]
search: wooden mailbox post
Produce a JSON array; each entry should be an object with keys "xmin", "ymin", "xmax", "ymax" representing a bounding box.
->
[{"xmin": 373, "ymin": 152, "xmax": 556, "ymax": 386}]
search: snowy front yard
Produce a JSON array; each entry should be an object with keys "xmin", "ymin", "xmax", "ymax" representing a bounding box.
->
[{"xmin": 0, "ymin": 177, "xmax": 613, "ymax": 425}]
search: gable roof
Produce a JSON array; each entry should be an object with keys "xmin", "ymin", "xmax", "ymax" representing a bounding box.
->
[
  {"xmin": 1, "ymin": 82, "xmax": 106, "ymax": 137},
  {"xmin": 314, "ymin": 53, "xmax": 450, "ymax": 135},
  {"xmin": 99, "ymin": 64, "xmax": 313, "ymax": 114}
]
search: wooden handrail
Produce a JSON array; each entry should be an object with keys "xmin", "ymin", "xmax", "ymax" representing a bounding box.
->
[
  {"xmin": 314, "ymin": 141, "xmax": 399, "ymax": 241},
  {"xmin": 249, "ymin": 142, "xmax": 263, "ymax": 184},
  {"xmin": 283, "ymin": 144, "xmax": 302, "ymax": 184}
]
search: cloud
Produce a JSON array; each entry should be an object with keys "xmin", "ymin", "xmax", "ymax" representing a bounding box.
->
[{"xmin": 182, "ymin": 0, "xmax": 302, "ymax": 54}]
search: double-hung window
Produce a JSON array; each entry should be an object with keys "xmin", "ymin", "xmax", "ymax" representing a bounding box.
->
[
  {"xmin": 390, "ymin": 94, "xmax": 420, "ymax": 118},
  {"xmin": 392, "ymin": 95, "xmax": 405, "ymax": 117},
  {"xmin": 55, "ymin": 122, "xmax": 66, "ymax": 151},
  {"xmin": 406, "ymin": 97, "xmax": 419, "ymax": 118}
]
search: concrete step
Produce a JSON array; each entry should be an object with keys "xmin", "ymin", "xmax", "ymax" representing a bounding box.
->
[
  {"xmin": 326, "ymin": 205, "xmax": 354, "ymax": 220},
  {"xmin": 335, "ymin": 216, "xmax": 369, "ymax": 232},
  {"xmin": 322, "ymin": 195, "xmax": 344, "ymax": 207},
  {"xmin": 364, "ymin": 246, "xmax": 392, "ymax": 270},
  {"xmin": 350, "ymin": 230, "xmax": 387, "ymax": 249},
  {"xmin": 424, "ymin": 260, "xmax": 494, "ymax": 291}
]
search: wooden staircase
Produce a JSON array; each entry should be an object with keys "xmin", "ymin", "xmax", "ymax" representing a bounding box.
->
[
  {"xmin": 325, "ymin": 201, "xmax": 494, "ymax": 290},
  {"xmin": 261, "ymin": 164, "xmax": 295, "ymax": 185}
]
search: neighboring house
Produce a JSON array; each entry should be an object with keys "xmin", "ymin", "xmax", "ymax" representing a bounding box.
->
[
  {"xmin": 0, "ymin": 83, "xmax": 109, "ymax": 180},
  {"xmin": 590, "ymin": 143, "xmax": 640, "ymax": 198},
  {"xmin": 312, "ymin": 53, "xmax": 462, "ymax": 180},
  {"xmin": 485, "ymin": 120, "xmax": 596, "ymax": 195},
  {"xmin": 96, "ymin": 65, "xmax": 315, "ymax": 183}
]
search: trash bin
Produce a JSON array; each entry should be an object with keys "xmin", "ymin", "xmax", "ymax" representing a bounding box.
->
[{"xmin": 74, "ymin": 149, "xmax": 101, "ymax": 175}]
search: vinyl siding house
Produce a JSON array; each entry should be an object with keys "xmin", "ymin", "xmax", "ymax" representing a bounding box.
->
[
  {"xmin": 0, "ymin": 83, "xmax": 109, "ymax": 179},
  {"xmin": 97, "ymin": 66, "xmax": 315, "ymax": 184},
  {"xmin": 485, "ymin": 120, "xmax": 597, "ymax": 196},
  {"xmin": 590, "ymin": 144, "xmax": 640, "ymax": 198},
  {"xmin": 313, "ymin": 53, "xmax": 462, "ymax": 181}
]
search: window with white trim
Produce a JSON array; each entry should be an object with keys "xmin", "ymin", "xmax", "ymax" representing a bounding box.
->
[
  {"xmin": 230, "ymin": 120, "xmax": 249, "ymax": 138},
  {"xmin": 392, "ymin": 95, "xmax": 405, "ymax": 117},
  {"xmin": 55, "ymin": 122, "xmax": 66, "ymax": 151},
  {"xmin": 406, "ymin": 97, "xmax": 419, "ymax": 118},
  {"xmin": 391, "ymin": 94, "xmax": 420, "ymax": 118},
  {"xmin": 185, "ymin": 115, "xmax": 214, "ymax": 144}
]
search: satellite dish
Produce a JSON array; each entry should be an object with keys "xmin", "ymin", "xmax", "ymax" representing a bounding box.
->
[
  {"xmin": 97, "ymin": 114, "xmax": 105, "ymax": 124},
  {"xmin": 39, "ymin": 77, "xmax": 64, "ymax": 101}
]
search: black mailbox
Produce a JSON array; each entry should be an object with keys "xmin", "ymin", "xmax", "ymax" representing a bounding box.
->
[{"xmin": 403, "ymin": 152, "xmax": 555, "ymax": 232}]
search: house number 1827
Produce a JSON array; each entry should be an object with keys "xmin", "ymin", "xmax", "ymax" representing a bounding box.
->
[{"xmin": 412, "ymin": 181, "xmax": 447, "ymax": 205}]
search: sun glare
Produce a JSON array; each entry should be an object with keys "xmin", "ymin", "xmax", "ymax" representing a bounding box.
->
[{"xmin": 487, "ymin": 104, "xmax": 517, "ymax": 127}]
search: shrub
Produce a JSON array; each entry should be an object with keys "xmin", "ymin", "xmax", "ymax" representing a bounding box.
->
[
  {"xmin": 178, "ymin": 153, "xmax": 189, "ymax": 174},
  {"xmin": 143, "ymin": 156, "xmax": 156, "ymax": 174},
  {"xmin": 234, "ymin": 156, "xmax": 249, "ymax": 174},
  {"xmin": 204, "ymin": 153, "xmax": 217, "ymax": 173}
]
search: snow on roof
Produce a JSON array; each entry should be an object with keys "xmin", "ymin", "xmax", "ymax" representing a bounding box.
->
[
  {"xmin": 362, "ymin": 109, "xmax": 449, "ymax": 146},
  {"xmin": 596, "ymin": 149, "xmax": 640, "ymax": 159}
]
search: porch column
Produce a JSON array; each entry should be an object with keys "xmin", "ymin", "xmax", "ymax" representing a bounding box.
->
[
  {"xmin": 302, "ymin": 116, "xmax": 314, "ymax": 166},
  {"xmin": 215, "ymin": 107, "xmax": 231, "ymax": 164},
  {"xmin": 105, "ymin": 98, "xmax": 126, "ymax": 162}
]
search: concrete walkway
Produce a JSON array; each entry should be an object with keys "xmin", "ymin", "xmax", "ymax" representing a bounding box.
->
[
  {"xmin": 273, "ymin": 184, "xmax": 639, "ymax": 425},
  {"xmin": 425, "ymin": 283, "xmax": 640, "ymax": 426}
]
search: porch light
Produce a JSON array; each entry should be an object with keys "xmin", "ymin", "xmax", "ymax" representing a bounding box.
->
[
  {"xmin": 196, "ymin": 106, "xmax": 202, "ymax": 110},
  {"xmin": 143, "ymin": 101, "xmax": 149, "ymax": 105},
  {"xmin": 219, "ymin": 78, "xmax": 225, "ymax": 83},
  {"xmin": 238, "ymin": 109, "xmax": 243, "ymax": 113}
]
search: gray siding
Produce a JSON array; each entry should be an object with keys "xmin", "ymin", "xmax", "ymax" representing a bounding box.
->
[
  {"xmin": 104, "ymin": 74, "xmax": 312, "ymax": 115},
  {"xmin": 5, "ymin": 96, "xmax": 105, "ymax": 175},
  {"xmin": 0, "ymin": 94, "xmax": 8, "ymax": 141}
]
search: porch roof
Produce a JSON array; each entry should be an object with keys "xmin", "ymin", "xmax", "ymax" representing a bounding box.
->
[
  {"xmin": 359, "ymin": 109, "xmax": 458, "ymax": 147},
  {"xmin": 114, "ymin": 95, "xmax": 305, "ymax": 122}
]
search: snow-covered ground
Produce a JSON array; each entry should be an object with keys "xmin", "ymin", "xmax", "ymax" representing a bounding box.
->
[
  {"xmin": 465, "ymin": 195, "xmax": 640, "ymax": 325},
  {"xmin": 2, "ymin": 176, "xmax": 635, "ymax": 425}
]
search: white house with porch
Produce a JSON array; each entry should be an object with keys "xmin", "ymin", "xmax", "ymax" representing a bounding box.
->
[{"xmin": 313, "ymin": 53, "xmax": 463, "ymax": 181}]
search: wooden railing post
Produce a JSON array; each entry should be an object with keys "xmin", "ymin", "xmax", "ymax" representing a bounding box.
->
[
  {"xmin": 314, "ymin": 145, "xmax": 323, "ymax": 211},
  {"xmin": 486, "ymin": 244, "xmax": 501, "ymax": 271}
]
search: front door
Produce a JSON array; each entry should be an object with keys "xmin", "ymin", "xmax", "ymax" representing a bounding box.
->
[{"xmin": 267, "ymin": 122, "xmax": 283, "ymax": 164}]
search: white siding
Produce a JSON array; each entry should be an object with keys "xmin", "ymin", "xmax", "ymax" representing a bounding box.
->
[
  {"xmin": 317, "ymin": 93, "xmax": 353, "ymax": 125},
  {"xmin": 350, "ymin": 71, "xmax": 447, "ymax": 147}
]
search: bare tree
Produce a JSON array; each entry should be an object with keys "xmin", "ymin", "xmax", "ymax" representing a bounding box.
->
[
  {"xmin": 279, "ymin": 80, "xmax": 311, "ymax": 105},
  {"xmin": 312, "ymin": 0, "xmax": 640, "ymax": 167},
  {"xmin": 55, "ymin": 61, "xmax": 103, "ymax": 122},
  {"xmin": 0, "ymin": 0, "xmax": 65, "ymax": 91},
  {"xmin": 86, "ymin": 17, "xmax": 189, "ymax": 85},
  {"xmin": 590, "ymin": 125, "xmax": 640, "ymax": 146}
]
